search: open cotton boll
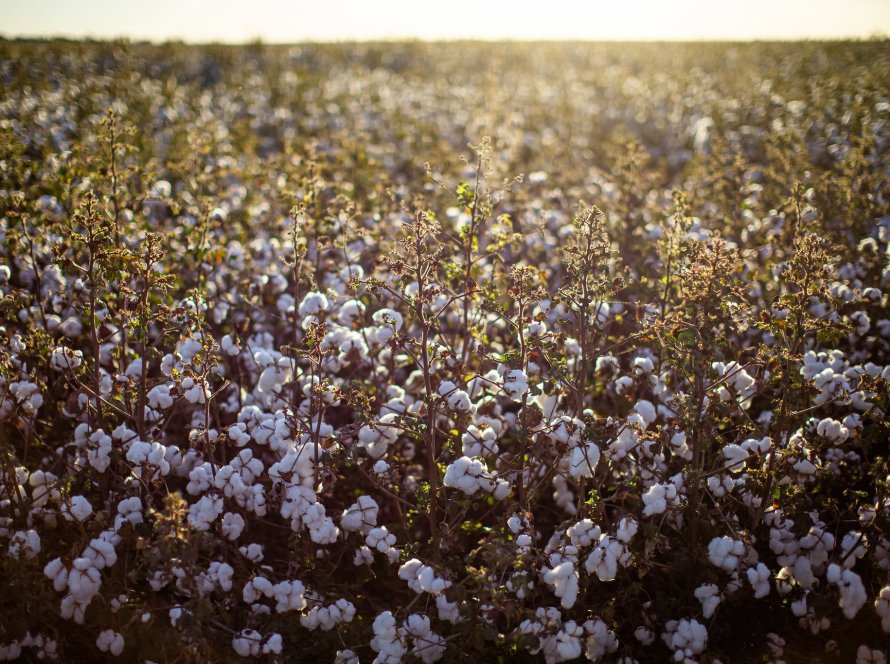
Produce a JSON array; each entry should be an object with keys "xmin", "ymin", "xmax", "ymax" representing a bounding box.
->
[
  {"xmin": 232, "ymin": 629, "xmax": 262, "ymax": 657},
  {"xmin": 8, "ymin": 529, "xmax": 41, "ymax": 559},
  {"xmin": 340, "ymin": 495, "xmax": 379, "ymax": 533},
  {"xmin": 461, "ymin": 424, "xmax": 498, "ymax": 457},
  {"xmin": 438, "ymin": 380, "xmax": 474, "ymax": 414},
  {"xmin": 694, "ymin": 584, "xmax": 721, "ymax": 618},
  {"xmin": 298, "ymin": 291, "xmax": 329, "ymax": 316},
  {"xmin": 95, "ymin": 630, "xmax": 124, "ymax": 656},
  {"xmin": 747, "ymin": 563, "xmax": 771, "ymax": 598},
  {"xmin": 338, "ymin": 299, "xmax": 366, "ymax": 325},
  {"xmin": 826, "ymin": 564, "xmax": 867, "ymax": 619},
  {"xmin": 816, "ymin": 417, "xmax": 849, "ymax": 443},
  {"xmin": 708, "ymin": 536, "xmax": 745, "ymax": 572},
  {"xmin": 50, "ymin": 345, "xmax": 83, "ymax": 371},
  {"xmin": 567, "ymin": 442, "xmax": 600, "ymax": 478},
  {"xmin": 542, "ymin": 560, "xmax": 580, "ymax": 609},
  {"xmin": 62, "ymin": 495, "xmax": 93, "ymax": 522},
  {"xmin": 722, "ymin": 444, "xmax": 749, "ymax": 471},
  {"xmin": 664, "ymin": 618, "xmax": 708, "ymax": 661},
  {"xmin": 875, "ymin": 585, "xmax": 890, "ymax": 632},
  {"xmin": 642, "ymin": 482, "xmax": 678, "ymax": 517},
  {"xmin": 631, "ymin": 399, "xmax": 657, "ymax": 427},
  {"xmin": 398, "ymin": 559, "xmax": 451, "ymax": 595},
  {"xmin": 502, "ymin": 369, "xmax": 529, "ymax": 400},
  {"xmin": 633, "ymin": 356, "xmax": 654, "ymax": 374}
]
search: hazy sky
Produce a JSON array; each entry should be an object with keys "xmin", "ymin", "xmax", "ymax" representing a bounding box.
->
[{"xmin": 3, "ymin": 0, "xmax": 890, "ymax": 42}]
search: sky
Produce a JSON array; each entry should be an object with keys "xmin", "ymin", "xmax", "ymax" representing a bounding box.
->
[{"xmin": 3, "ymin": 0, "xmax": 890, "ymax": 42}]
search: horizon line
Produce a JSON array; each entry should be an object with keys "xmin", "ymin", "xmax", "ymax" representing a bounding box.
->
[{"xmin": 3, "ymin": 33, "xmax": 889, "ymax": 46}]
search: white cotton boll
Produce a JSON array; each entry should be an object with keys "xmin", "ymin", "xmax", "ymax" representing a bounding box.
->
[
  {"xmin": 373, "ymin": 459, "xmax": 390, "ymax": 475},
  {"xmin": 298, "ymin": 291, "xmax": 329, "ymax": 316},
  {"xmin": 708, "ymin": 536, "xmax": 745, "ymax": 573},
  {"xmin": 372, "ymin": 307, "xmax": 404, "ymax": 329},
  {"xmin": 642, "ymin": 483, "xmax": 676, "ymax": 517},
  {"xmin": 62, "ymin": 495, "xmax": 93, "ymax": 522},
  {"xmin": 276, "ymin": 293, "xmax": 295, "ymax": 314},
  {"xmin": 181, "ymin": 376, "xmax": 208, "ymax": 404},
  {"xmin": 439, "ymin": 381, "xmax": 474, "ymax": 414},
  {"xmin": 187, "ymin": 494, "xmax": 224, "ymax": 531},
  {"xmin": 856, "ymin": 645, "xmax": 887, "ymax": 664},
  {"xmin": 96, "ymin": 630, "xmax": 125, "ymax": 656},
  {"xmin": 542, "ymin": 558, "xmax": 581, "ymax": 609},
  {"xmin": 502, "ymin": 369, "xmax": 529, "ymax": 400},
  {"xmin": 816, "ymin": 417, "xmax": 849, "ymax": 443},
  {"xmin": 634, "ymin": 626, "xmax": 655, "ymax": 646},
  {"xmin": 875, "ymin": 586, "xmax": 890, "ymax": 632},
  {"xmin": 239, "ymin": 543, "xmax": 264, "ymax": 563},
  {"xmin": 8, "ymin": 529, "xmax": 40, "ymax": 559},
  {"xmin": 632, "ymin": 399, "xmax": 657, "ymax": 427},
  {"xmin": 584, "ymin": 537, "xmax": 625, "ymax": 581},
  {"xmin": 262, "ymin": 633, "xmax": 282, "ymax": 655},
  {"xmin": 147, "ymin": 384, "xmax": 174, "ymax": 410},
  {"xmin": 747, "ymin": 563, "xmax": 771, "ymax": 598},
  {"xmin": 221, "ymin": 334, "xmax": 240, "ymax": 356},
  {"xmin": 666, "ymin": 619, "xmax": 708, "ymax": 660},
  {"xmin": 567, "ymin": 441, "xmax": 600, "ymax": 478},
  {"xmin": 227, "ymin": 422, "xmax": 251, "ymax": 447},
  {"xmin": 850, "ymin": 311, "xmax": 871, "ymax": 335},
  {"xmin": 694, "ymin": 584, "xmax": 721, "ymax": 619},
  {"xmin": 613, "ymin": 375, "xmax": 635, "ymax": 396},
  {"xmin": 232, "ymin": 630, "xmax": 261, "ymax": 657},
  {"xmin": 341, "ymin": 496, "xmax": 380, "ymax": 533},
  {"xmin": 722, "ymin": 444, "xmax": 749, "ymax": 471},
  {"xmin": 633, "ymin": 357, "xmax": 655, "ymax": 375},
  {"xmin": 436, "ymin": 595, "xmax": 460, "ymax": 624},
  {"xmin": 221, "ymin": 512, "xmax": 245, "ymax": 540},
  {"xmin": 741, "ymin": 436, "xmax": 771, "ymax": 454},
  {"xmin": 567, "ymin": 519, "xmax": 601, "ymax": 547},
  {"xmin": 827, "ymin": 565, "xmax": 867, "ymax": 619},
  {"xmin": 338, "ymin": 299, "xmax": 366, "ymax": 325},
  {"xmin": 617, "ymin": 517, "xmax": 638, "ymax": 543},
  {"xmin": 335, "ymin": 649, "xmax": 359, "ymax": 664},
  {"xmin": 51, "ymin": 345, "xmax": 83, "ymax": 371}
]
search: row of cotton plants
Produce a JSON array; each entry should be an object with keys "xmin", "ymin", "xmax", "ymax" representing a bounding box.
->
[{"xmin": 0, "ymin": 40, "xmax": 889, "ymax": 662}]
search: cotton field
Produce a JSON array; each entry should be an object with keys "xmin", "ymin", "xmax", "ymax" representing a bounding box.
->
[{"xmin": 0, "ymin": 39, "xmax": 889, "ymax": 662}]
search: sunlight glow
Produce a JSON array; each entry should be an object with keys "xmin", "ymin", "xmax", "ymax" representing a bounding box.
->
[{"xmin": 3, "ymin": 0, "xmax": 890, "ymax": 42}]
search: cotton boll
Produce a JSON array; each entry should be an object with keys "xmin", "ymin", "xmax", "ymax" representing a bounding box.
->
[
  {"xmin": 746, "ymin": 563, "xmax": 771, "ymax": 598},
  {"xmin": 262, "ymin": 633, "xmax": 283, "ymax": 655},
  {"xmin": 567, "ymin": 441, "xmax": 600, "ymax": 478},
  {"xmin": 633, "ymin": 356, "xmax": 655, "ymax": 375},
  {"xmin": 875, "ymin": 585, "xmax": 890, "ymax": 632},
  {"xmin": 642, "ymin": 482, "xmax": 677, "ymax": 517},
  {"xmin": 338, "ymin": 299, "xmax": 366, "ymax": 325},
  {"xmin": 95, "ymin": 630, "xmax": 124, "ymax": 656},
  {"xmin": 856, "ymin": 646, "xmax": 887, "ymax": 664},
  {"xmin": 816, "ymin": 417, "xmax": 849, "ymax": 443},
  {"xmin": 722, "ymin": 444, "xmax": 749, "ymax": 471},
  {"xmin": 8, "ymin": 529, "xmax": 40, "ymax": 559},
  {"xmin": 694, "ymin": 584, "xmax": 721, "ymax": 619},
  {"xmin": 826, "ymin": 564, "xmax": 867, "ymax": 619},
  {"xmin": 632, "ymin": 399, "xmax": 657, "ymax": 427},
  {"xmin": 232, "ymin": 629, "xmax": 261, "ymax": 657},
  {"xmin": 298, "ymin": 292, "xmax": 329, "ymax": 316},
  {"xmin": 50, "ymin": 345, "xmax": 83, "ymax": 371},
  {"xmin": 708, "ymin": 536, "xmax": 745, "ymax": 573},
  {"xmin": 221, "ymin": 512, "xmax": 245, "ymax": 540},
  {"xmin": 62, "ymin": 495, "xmax": 93, "ymax": 522},
  {"xmin": 502, "ymin": 369, "xmax": 529, "ymax": 400}
]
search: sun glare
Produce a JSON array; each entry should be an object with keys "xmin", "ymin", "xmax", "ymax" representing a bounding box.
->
[{"xmin": 3, "ymin": 0, "xmax": 890, "ymax": 42}]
